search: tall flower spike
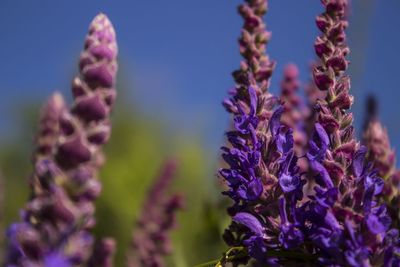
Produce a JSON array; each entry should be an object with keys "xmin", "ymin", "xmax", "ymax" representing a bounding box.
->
[
  {"xmin": 305, "ymin": 0, "xmax": 400, "ymax": 265},
  {"xmin": 219, "ymin": 0, "xmax": 311, "ymax": 265},
  {"xmin": 5, "ymin": 13, "xmax": 118, "ymax": 266},
  {"xmin": 233, "ymin": 0, "xmax": 275, "ymax": 93},
  {"xmin": 127, "ymin": 160, "xmax": 184, "ymax": 267}
]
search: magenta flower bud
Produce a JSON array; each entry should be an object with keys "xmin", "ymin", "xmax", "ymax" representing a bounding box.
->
[
  {"xmin": 319, "ymin": 113, "xmax": 339, "ymax": 133},
  {"xmin": 236, "ymin": 0, "xmax": 275, "ymax": 92},
  {"xmin": 329, "ymin": 90, "xmax": 353, "ymax": 109},
  {"xmin": 87, "ymin": 125, "xmax": 111, "ymax": 145},
  {"xmin": 72, "ymin": 94, "xmax": 108, "ymax": 122},
  {"xmin": 34, "ymin": 93, "xmax": 66, "ymax": 161},
  {"xmin": 56, "ymin": 135, "xmax": 92, "ymax": 168},
  {"xmin": 326, "ymin": 52, "xmax": 348, "ymax": 72},
  {"xmin": 80, "ymin": 14, "xmax": 117, "ymax": 88},
  {"xmin": 316, "ymin": 13, "xmax": 332, "ymax": 32},
  {"xmin": 313, "ymin": 67, "xmax": 335, "ymax": 91},
  {"xmin": 314, "ymin": 37, "xmax": 334, "ymax": 57}
]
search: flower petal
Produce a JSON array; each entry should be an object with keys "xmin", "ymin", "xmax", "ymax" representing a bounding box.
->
[{"xmin": 233, "ymin": 212, "xmax": 264, "ymax": 236}]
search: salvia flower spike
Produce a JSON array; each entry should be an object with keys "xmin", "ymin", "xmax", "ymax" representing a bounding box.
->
[
  {"xmin": 127, "ymin": 160, "xmax": 184, "ymax": 267},
  {"xmin": 5, "ymin": 13, "xmax": 118, "ymax": 266},
  {"xmin": 220, "ymin": 0, "xmax": 308, "ymax": 265},
  {"xmin": 305, "ymin": 0, "xmax": 400, "ymax": 265}
]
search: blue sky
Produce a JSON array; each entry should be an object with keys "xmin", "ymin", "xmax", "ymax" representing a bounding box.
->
[{"xmin": 0, "ymin": 0, "xmax": 399, "ymax": 157}]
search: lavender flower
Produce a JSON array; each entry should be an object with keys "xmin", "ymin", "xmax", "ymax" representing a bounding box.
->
[
  {"xmin": 5, "ymin": 13, "xmax": 118, "ymax": 266},
  {"xmin": 127, "ymin": 160, "xmax": 184, "ymax": 267}
]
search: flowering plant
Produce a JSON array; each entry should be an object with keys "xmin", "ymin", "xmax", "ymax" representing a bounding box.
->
[{"xmin": 1, "ymin": 1, "xmax": 400, "ymax": 267}]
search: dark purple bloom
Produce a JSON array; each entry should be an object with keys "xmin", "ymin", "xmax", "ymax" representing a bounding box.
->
[
  {"xmin": 243, "ymin": 235, "xmax": 268, "ymax": 263},
  {"xmin": 308, "ymin": 158, "xmax": 334, "ymax": 188},
  {"xmin": 234, "ymin": 86, "xmax": 259, "ymax": 134},
  {"xmin": 237, "ymin": 177, "xmax": 263, "ymax": 201},
  {"xmin": 269, "ymin": 105, "xmax": 285, "ymax": 137},
  {"xmin": 353, "ymin": 146, "xmax": 368, "ymax": 178},
  {"xmin": 233, "ymin": 212, "xmax": 264, "ymax": 237},
  {"xmin": 279, "ymin": 172, "xmax": 300, "ymax": 193},
  {"xmin": 307, "ymin": 123, "xmax": 329, "ymax": 162},
  {"xmin": 278, "ymin": 198, "xmax": 303, "ymax": 249}
]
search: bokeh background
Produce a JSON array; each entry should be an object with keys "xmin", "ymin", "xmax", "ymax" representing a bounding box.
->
[{"xmin": 0, "ymin": 0, "xmax": 399, "ymax": 266}]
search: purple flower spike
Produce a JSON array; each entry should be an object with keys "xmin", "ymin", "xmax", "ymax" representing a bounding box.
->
[
  {"xmin": 5, "ymin": 13, "xmax": 118, "ymax": 267},
  {"xmin": 127, "ymin": 160, "xmax": 184, "ymax": 267},
  {"xmin": 302, "ymin": 0, "xmax": 400, "ymax": 265},
  {"xmin": 220, "ymin": 1, "xmax": 309, "ymax": 265}
]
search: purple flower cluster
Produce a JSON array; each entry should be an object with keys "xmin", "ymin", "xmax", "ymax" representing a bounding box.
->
[
  {"xmin": 220, "ymin": 0, "xmax": 308, "ymax": 264},
  {"xmin": 219, "ymin": 0, "xmax": 400, "ymax": 266},
  {"xmin": 5, "ymin": 13, "xmax": 118, "ymax": 267},
  {"xmin": 127, "ymin": 160, "xmax": 184, "ymax": 267},
  {"xmin": 306, "ymin": 1, "xmax": 399, "ymax": 265}
]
